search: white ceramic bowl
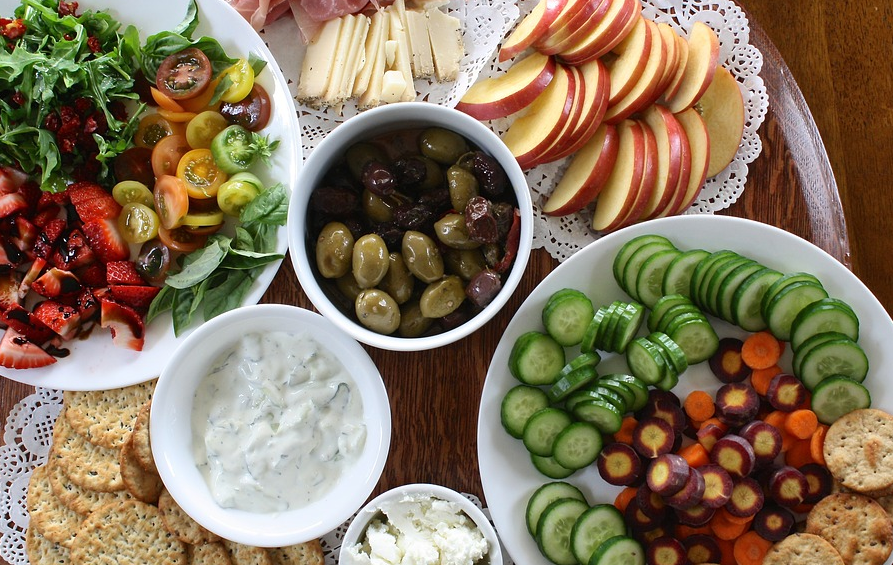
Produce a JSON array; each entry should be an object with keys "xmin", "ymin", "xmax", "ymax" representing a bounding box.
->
[
  {"xmin": 287, "ymin": 102, "xmax": 533, "ymax": 351},
  {"xmin": 150, "ymin": 304, "xmax": 391, "ymax": 547},
  {"xmin": 339, "ymin": 483, "xmax": 504, "ymax": 565}
]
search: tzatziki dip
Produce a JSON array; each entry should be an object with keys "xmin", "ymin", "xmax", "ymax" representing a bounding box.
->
[{"xmin": 191, "ymin": 330, "xmax": 367, "ymax": 513}]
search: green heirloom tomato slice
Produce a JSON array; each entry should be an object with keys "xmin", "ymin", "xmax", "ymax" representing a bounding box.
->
[
  {"xmin": 217, "ymin": 177, "xmax": 261, "ymax": 217},
  {"xmin": 211, "ymin": 125, "xmax": 256, "ymax": 174}
]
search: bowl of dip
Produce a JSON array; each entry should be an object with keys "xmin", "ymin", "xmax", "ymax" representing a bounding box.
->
[
  {"xmin": 288, "ymin": 102, "xmax": 533, "ymax": 352},
  {"xmin": 150, "ymin": 303, "xmax": 391, "ymax": 547},
  {"xmin": 339, "ymin": 483, "xmax": 503, "ymax": 565}
]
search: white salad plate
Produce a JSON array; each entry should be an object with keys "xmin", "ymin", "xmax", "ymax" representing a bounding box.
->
[
  {"xmin": 0, "ymin": 0, "xmax": 301, "ymax": 390},
  {"xmin": 477, "ymin": 214, "xmax": 893, "ymax": 565}
]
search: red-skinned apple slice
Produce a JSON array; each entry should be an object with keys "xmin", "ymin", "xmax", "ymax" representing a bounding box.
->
[
  {"xmin": 662, "ymin": 31, "xmax": 690, "ymax": 101},
  {"xmin": 639, "ymin": 105, "xmax": 687, "ymax": 219},
  {"xmin": 653, "ymin": 22, "xmax": 682, "ymax": 100},
  {"xmin": 502, "ymin": 64, "xmax": 576, "ymax": 169},
  {"xmin": 697, "ymin": 65, "xmax": 745, "ymax": 177},
  {"xmin": 538, "ymin": 0, "xmax": 610, "ymax": 56},
  {"xmin": 527, "ymin": 65, "xmax": 587, "ymax": 168},
  {"xmin": 457, "ymin": 52, "xmax": 557, "ymax": 120},
  {"xmin": 605, "ymin": 15, "xmax": 652, "ymax": 105},
  {"xmin": 602, "ymin": 19, "xmax": 668, "ymax": 124},
  {"xmin": 665, "ymin": 21, "xmax": 720, "ymax": 113},
  {"xmin": 591, "ymin": 119, "xmax": 647, "ymax": 232},
  {"xmin": 653, "ymin": 105, "xmax": 693, "ymax": 218},
  {"xmin": 543, "ymin": 123, "xmax": 619, "ymax": 216},
  {"xmin": 613, "ymin": 119, "xmax": 658, "ymax": 230},
  {"xmin": 547, "ymin": 57, "xmax": 610, "ymax": 161},
  {"xmin": 498, "ymin": 0, "xmax": 568, "ymax": 62},
  {"xmin": 535, "ymin": 0, "xmax": 595, "ymax": 48},
  {"xmin": 670, "ymin": 107, "xmax": 710, "ymax": 215},
  {"xmin": 557, "ymin": 0, "xmax": 640, "ymax": 65}
]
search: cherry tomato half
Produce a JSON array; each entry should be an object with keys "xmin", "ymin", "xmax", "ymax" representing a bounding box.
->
[
  {"xmin": 176, "ymin": 149, "xmax": 228, "ymax": 199},
  {"xmin": 219, "ymin": 59, "xmax": 255, "ymax": 104},
  {"xmin": 117, "ymin": 202, "xmax": 160, "ymax": 244},
  {"xmin": 186, "ymin": 111, "xmax": 228, "ymax": 149},
  {"xmin": 151, "ymin": 134, "xmax": 191, "ymax": 179},
  {"xmin": 150, "ymin": 87, "xmax": 185, "ymax": 112},
  {"xmin": 135, "ymin": 114, "xmax": 182, "ymax": 148},
  {"xmin": 114, "ymin": 147, "xmax": 155, "ymax": 186},
  {"xmin": 112, "ymin": 180, "xmax": 155, "ymax": 208},
  {"xmin": 158, "ymin": 225, "xmax": 208, "ymax": 253},
  {"xmin": 154, "ymin": 175, "xmax": 190, "ymax": 229},
  {"xmin": 217, "ymin": 176, "xmax": 260, "ymax": 217},
  {"xmin": 220, "ymin": 83, "xmax": 271, "ymax": 131},
  {"xmin": 156, "ymin": 47, "xmax": 213, "ymax": 101}
]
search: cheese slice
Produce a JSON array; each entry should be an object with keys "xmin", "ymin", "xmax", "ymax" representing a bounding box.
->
[
  {"xmin": 387, "ymin": 8, "xmax": 416, "ymax": 101},
  {"xmin": 322, "ymin": 14, "xmax": 358, "ymax": 105},
  {"xmin": 335, "ymin": 14, "xmax": 370, "ymax": 104},
  {"xmin": 406, "ymin": 9, "xmax": 435, "ymax": 78},
  {"xmin": 427, "ymin": 8, "xmax": 463, "ymax": 82},
  {"xmin": 358, "ymin": 11, "xmax": 390, "ymax": 108},
  {"xmin": 354, "ymin": 10, "xmax": 387, "ymax": 98},
  {"xmin": 296, "ymin": 17, "xmax": 344, "ymax": 107},
  {"xmin": 380, "ymin": 70, "xmax": 407, "ymax": 103}
]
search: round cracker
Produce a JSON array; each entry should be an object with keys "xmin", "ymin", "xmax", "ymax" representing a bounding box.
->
[
  {"xmin": 190, "ymin": 542, "xmax": 233, "ymax": 565},
  {"xmin": 69, "ymin": 499, "xmax": 187, "ymax": 565},
  {"xmin": 158, "ymin": 488, "xmax": 220, "ymax": 545},
  {"xmin": 268, "ymin": 540, "xmax": 324, "ymax": 565},
  {"xmin": 824, "ymin": 408, "xmax": 893, "ymax": 495},
  {"xmin": 27, "ymin": 465, "xmax": 83, "ymax": 549},
  {"xmin": 764, "ymin": 533, "xmax": 845, "ymax": 565},
  {"xmin": 130, "ymin": 400, "xmax": 156, "ymax": 473},
  {"xmin": 806, "ymin": 492, "xmax": 893, "ymax": 565},
  {"xmin": 52, "ymin": 409, "xmax": 123, "ymax": 493},
  {"xmin": 63, "ymin": 380, "xmax": 155, "ymax": 449},
  {"xmin": 223, "ymin": 540, "xmax": 273, "ymax": 565},
  {"xmin": 26, "ymin": 524, "xmax": 71, "ymax": 565},
  {"xmin": 120, "ymin": 432, "xmax": 163, "ymax": 504},
  {"xmin": 47, "ymin": 455, "xmax": 131, "ymax": 516}
]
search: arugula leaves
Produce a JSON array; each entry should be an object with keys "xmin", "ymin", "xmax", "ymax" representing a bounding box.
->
[{"xmin": 146, "ymin": 183, "xmax": 289, "ymax": 336}]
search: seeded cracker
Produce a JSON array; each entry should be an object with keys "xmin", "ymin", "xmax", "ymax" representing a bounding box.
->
[
  {"xmin": 158, "ymin": 488, "xmax": 220, "ymax": 544},
  {"xmin": 120, "ymin": 431, "xmax": 164, "ymax": 503},
  {"xmin": 268, "ymin": 540, "xmax": 325, "ymax": 565},
  {"xmin": 26, "ymin": 522, "xmax": 71, "ymax": 565},
  {"xmin": 130, "ymin": 400, "xmax": 157, "ymax": 473},
  {"xmin": 51, "ymin": 408, "xmax": 123, "ymax": 492},
  {"xmin": 224, "ymin": 540, "xmax": 273, "ymax": 565},
  {"xmin": 764, "ymin": 533, "xmax": 845, "ymax": 565},
  {"xmin": 824, "ymin": 408, "xmax": 893, "ymax": 496},
  {"xmin": 805, "ymin": 492, "xmax": 893, "ymax": 565},
  {"xmin": 69, "ymin": 499, "xmax": 187, "ymax": 565},
  {"xmin": 63, "ymin": 380, "xmax": 155, "ymax": 449},
  {"xmin": 27, "ymin": 465, "xmax": 83, "ymax": 548},
  {"xmin": 47, "ymin": 455, "xmax": 131, "ymax": 516},
  {"xmin": 190, "ymin": 542, "xmax": 234, "ymax": 565}
]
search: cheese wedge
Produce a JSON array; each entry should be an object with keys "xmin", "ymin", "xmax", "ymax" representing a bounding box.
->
[
  {"xmin": 296, "ymin": 17, "xmax": 344, "ymax": 107},
  {"xmin": 427, "ymin": 8, "xmax": 463, "ymax": 82},
  {"xmin": 322, "ymin": 14, "xmax": 358, "ymax": 105},
  {"xmin": 354, "ymin": 10, "xmax": 387, "ymax": 98},
  {"xmin": 406, "ymin": 9, "xmax": 435, "ymax": 78},
  {"xmin": 387, "ymin": 8, "xmax": 416, "ymax": 101},
  {"xmin": 358, "ymin": 11, "xmax": 391, "ymax": 108},
  {"xmin": 336, "ymin": 15, "xmax": 370, "ymax": 104},
  {"xmin": 380, "ymin": 70, "xmax": 407, "ymax": 103}
]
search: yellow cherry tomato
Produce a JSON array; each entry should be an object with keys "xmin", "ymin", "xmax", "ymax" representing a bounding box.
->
[
  {"xmin": 176, "ymin": 148, "xmax": 228, "ymax": 199},
  {"xmin": 185, "ymin": 111, "xmax": 229, "ymax": 150},
  {"xmin": 117, "ymin": 202, "xmax": 160, "ymax": 244},
  {"xmin": 219, "ymin": 59, "xmax": 255, "ymax": 104}
]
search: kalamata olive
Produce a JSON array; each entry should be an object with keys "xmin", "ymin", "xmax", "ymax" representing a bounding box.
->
[
  {"xmin": 362, "ymin": 160, "xmax": 398, "ymax": 197},
  {"xmin": 346, "ymin": 142, "xmax": 388, "ymax": 180},
  {"xmin": 492, "ymin": 201, "xmax": 515, "ymax": 239},
  {"xmin": 393, "ymin": 202, "xmax": 433, "ymax": 231},
  {"xmin": 434, "ymin": 213, "xmax": 480, "ymax": 250},
  {"xmin": 392, "ymin": 157, "xmax": 427, "ymax": 189},
  {"xmin": 380, "ymin": 252, "xmax": 414, "ymax": 305},
  {"xmin": 470, "ymin": 151, "xmax": 508, "ymax": 198},
  {"xmin": 362, "ymin": 189, "xmax": 397, "ymax": 223},
  {"xmin": 417, "ymin": 156, "xmax": 445, "ymax": 191},
  {"xmin": 315, "ymin": 221, "xmax": 354, "ymax": 279},
  {"xmin": 310, "ymin": 185, "xmax": 360, "ymax": 218},
  {"xmin": 401, "ymin": 230, "xmax": 444, "ymax": 283},
  {"xmin": 419, "ymin": 275, "xmax": 466, "ymax": 318},
  {"xmin": 336, "ymin": 272, "xmax": 363, "ymax": 301},
  {"xmin": 373, "ymin": 222, "xmax": 406, "ymax": 251},
  {"xmin": 134, "ymin": 239, "xmax": 171, "ymax": 284},
  {"xmin": 398, "ymin": 301, "xmax": 434, "ymax": 338},
  {"xmin": 420, "ymin": 127, "xmax": 469, "ymax": 164},
  {"xmin": 447, "ymin": 165, "xmax": 479, "ymax": 211},
  {"xmin": 352, "ymin": 233, "xmax": 389, "ymax": 289},
  {"xmin": 440, "ymin": 304, "xmax": 472, "ymax": 331},
  {"xmin": 466, "ymin": 268, "xmax": 502, "ymax": 307},
  {"xmin": 418, "ymin": 187, "xmax": 451, "ymax": 211},
  {"xmin": 443, "ymin": 248, "xmax": 486, "ymax": 281},
  {"xmin": 482, "ymin": 243, "xmax": 501, "ymax": 267},
  {"xmin": 355, "ymin": 289, "xmax": 401, "ymax": 334},
  {"xmin": 465, "ymin": 196, "xmax": 499, "ymax": 244}
]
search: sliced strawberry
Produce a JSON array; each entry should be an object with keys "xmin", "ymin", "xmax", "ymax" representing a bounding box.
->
[
  {"xmin": 75, "ymin": 262, "xmax": 107, "ymax": 287},
  {"xmin": 74, "ymin": 289, "xmax": 100, "ymax": 321},
  {"xmin": 0, "ymin": 328, "xmax": 57, "ymax": 369},
  {"xmin": 37, "ymin": 190, "xmax": 69, "ymax": 210},
  {"xmin": 0, "ymin": 304, "xmax": 54, "ymax": 344},
  {"xmin": 109, "ymin": 285, "xmax": 160, "ymax": 311},
  {"xmin": 9, "ymin": 215, "xmax": 39, "ymax": 254},
  {"xmin": 100, "ymin": 298, "xmax": 145, "ymax": 351},
  {"xmin": 33, "ymin": 218, "xmax": 67, "ymax": 259},
  {"xmin": 17, "ymin": 257, "xmax": 46, "ymax": 299},
  {"xmin": 67, "ymin": 182, "xmax": 121, "ymax": 222},
  {"xmin": 31, "ymin": 267, "xmax": 81, "ymax": 298},
  {"xmin": 0, "ymin": 166, "xmax": 28, "ymax": 195},
  {"xmin": 0, "ymin": 270, "xmax": 22, "ymax": 312},
  {"xmin": 0, "ymin": 192, "xmax": 28, "ymax": 219},
  {"xmin": 51, "ymin": 227, "xmax": 96, "ymax": 270},
  {"xmin": 81, "ymin": 219, "xmax": 129, "ymax": 263},
  {"xmin": 105, "ymin": 260, "xmax": 145, "ymax": 285},
  {"xmin": 32, "ymin": 300, "xmax": 82, "ymax": 340},
  {"xmin": 0, "ymin": 236, "xmax": 25, "ymax": 270},
  {"xmin": 32, "ymin": 204, "xmax": 62, "ymax": 228}
]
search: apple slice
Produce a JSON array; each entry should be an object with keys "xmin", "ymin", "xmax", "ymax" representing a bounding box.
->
[
  {"xmin": 535, "ymin": 0, "xmax": 595, "ymax": 47},
  {"xmin": 538, "ymin": 0, "xmax": 610, "ymax": 56},
  {"xmin": 662, "ymin": 31, "xmax": 690, "ymax": 102},
  {"xmin": 557, "ymin": 0, "xmax": 640, "ymax": 65},
  {"xmin": 639, "ymin": 105, "xmax": 687, "ymax": 219},
  {"xmin": 665, "ymin": 22, "xmax": 720, "ymax": 113},
  {"xmin": 502, "ymin": 64, "xmax": 576, "ymax": 169},
  {"xmin": 697, "ymin": 65, "xmax": 745, "ymax": 177},
  {"xmin": 526, "ymin": 65, "xmax": 587, "ymax": 168},
  {"xmin": 543, "ymin": 123, "xmax": 620, "ymax": 216},
  {"xmin": 605, "ymin": 15, "xmax": 652, "ymax": 105},
  {"xmin": 591, "ymin": 119, "xmax": 647, "ymax": 232},
  {"xmin": 498, "ymin": 0, "xmax": 568, "ymax": 62},
  {"xmin": 670, "ymin": 107, "xmax": 710, "ymax": 215},
  {"xmin": 653, "ymin": 23, "xmax": 682, "ymax": 100},
  {"xmin": 546, "ymin": 57, "xmax": 610, "ymax": 161},
  {"xmin": 602, "ymin": 19, "xmax": 668, "ymax": 124},
  {"xmin": 457, "ymin": 52, "xmax": 557, "ymax": 120},
  {"xmin": 613, "ymin": 118, "xmax": 658, "ymax": 230}
]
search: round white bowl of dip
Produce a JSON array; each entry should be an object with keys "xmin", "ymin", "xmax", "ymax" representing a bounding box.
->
[
  {"xmin": 339, "ymin": 483, "xmax": 503, "ymax": 565},
  {"xmin": 151, "ymin": 303, "xmax": 391, "ymax": 547}
]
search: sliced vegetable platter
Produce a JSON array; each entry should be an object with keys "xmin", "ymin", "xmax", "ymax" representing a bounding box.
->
[
  {"xmin": 0, "ymin": 0, "xmax": 301, "ymax": 390},
  {"xmin": 477, "ymin": 214, "xmax": 893, "ymax": 565}
]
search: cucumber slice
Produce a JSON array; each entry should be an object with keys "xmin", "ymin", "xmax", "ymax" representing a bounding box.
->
[
  {"xmin": 572, "ymin": 400, "xmax": 624, "ymax": 434},
  {"xmin": 625, "ymin": 337, "xmax": 667, "ymax": 385},
  {"xmin": 790, "ymin": 297, "xmax": 860, "ymax": 351},
  {"xmin": 622, "ymin": 242, "xmax": 678, "ymax": 302},
  {"xmin": 531, "ymin": 454, "xmax": 577, "ymax": 480},
  {"xmin": 764, "ymin": 281, "xmax": 830, "ymax": 341},
  {"xmin": 589, "ymin": 535, "xmax": 645, "ymax": 565},
  {"xmin": 611, "ymin": 302, "xmax": 645, "ymax": 354},
  {"xmin": 581, "ymin": 307, "xmax": 609, "ymax": 353},
  {"xmin": 570, "ymin": 504, "xmax": 626, "ymax": 565},
  {"xmin": 662, "ymin": 248, "xmax": 710, "ymax": 298},
  {"xmin": 523, "ymin": 407, "xmax": 573, "ymax": 457},
  {"xmin": 797, "ymin": 337, "xmax": 869, "ymax": 391},
  {"xmin": 715, "ymin": 261, "xmax": 765, "ymax": 324},
  {"xmin": 792, "ymin": 331, "xmax": 852, "ymax": 377},
  {"xmin": 543, "ymin": 289, "xmax": 596, "ymax": 347},
  {"xmin": 500, "ymin": 385, "xmax": 550, "ymax": 439},
  {"xmin": 694, "ymin": 251, "xmax": 742, "ymax": 314},
  {"xmin": 613, "ymin": 235, "xmax": 675, "ymax": 292},
  {"xmin": 705, "ymin": 256, "xmax": 754, "ymax": 317},
  {"xmin": 536, "ymin": 498, "xmax": 590, "ymax": 565},
  {"xmin": 595, "ymin": 302, "xmax": 623, "ymax": 352},
  {"xmin": 731, "ymin": 267, "xmax": 783, "ymax": 331},
  {"xmin": 601, "ymin": 373, "xmax": 649, "ymax": 412},
  {"xmin": 509, "ymin": 331, "xmax": 566, "ymax": 385},
  {"xmin": 596, "ymin": 378, "xmax": 637, "ymax": 409},
  {"xmin": 635, "ymin": 248, "xmax": 681, "ymax": 308},
  {"xmin": 668, "ymin": 318, "xmax": 720, "ymax": 364},
  {"xmin": 553, "ymin": 421, "xmax": 604, "ymax": 470},
  {"xmin": 689, "ymin": 250, "xmax": 737, "ymax": 309},
  {"xmin": 548, "ymin": 365, "xmax": 600, "ymax": 403},
  {"xmin": 811, "ymin": 375, "xmax": 872, "ymax": 424},
  {"xmin": 760, "ymin": 272, "xmax": 823, "ymax": 317},
  {"xmin": 648, "ymin": 332, "xmax": 689, "ymax": 375},
  {"xmin": 648, "ymin": 294, "xmax": 693, "ymax": 332},
  {"xmin": 654, "ymin": 304, "xmax": 703, "ymax": 335},
  {"xmin": 526, "ymin": 482, "xmax": 587, "ymax": 537}
]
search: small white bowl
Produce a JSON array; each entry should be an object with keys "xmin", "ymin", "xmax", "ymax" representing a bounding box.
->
[
  {"xmin": 287, "ymin": 102, "xmax": 533, "ymax": 351},
  {"xmin": 339, "ymin": 483, "xmax": 503, "ymax": 565},
  {"xmin": 150, "ymin": 304, "xmax": 391, "ymax": 547}
]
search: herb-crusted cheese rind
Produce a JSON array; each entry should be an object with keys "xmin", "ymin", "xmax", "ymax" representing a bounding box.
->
[
  {"xmin": 427, "ymin": 8, "xmax": 463, "ymax": 82},
  {"xmin": 297, "ymin": 17, "xmax": 344, "ymax": 108}
]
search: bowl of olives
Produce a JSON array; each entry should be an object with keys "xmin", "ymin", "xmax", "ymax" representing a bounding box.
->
[{"xmin": 287, "ymin": 102, "xmax": 533, "ymax": 351}]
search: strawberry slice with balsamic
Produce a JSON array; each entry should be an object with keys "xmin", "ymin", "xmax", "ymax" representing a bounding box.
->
[
  {"xmin": 0, "ymin": 328, "xmax": 57, "ymax": 369},
  {"xmin": 100, "ymin": 298, "xmax": 145, "ymax": 351},
  {"xmin": 33, "ymin": 218, "xmax": 67, "ymax": 259},
  {"xmin": 0, "ymin": 304, "xmax": 55, "ymax": 344},
  {"xmin": 50, "ymin": 227, "xmax": 96, "ymax": 270},
  {"xmin": 0, "ymin": 235, "xmax": 26, "ymax": 270},
  {"xmin": 109, "ymin": 285, "xmax": 160, "ymax": 311},
  {"xmin": 81, "ymin": 219, "xmax": 129, "ymax": 263},
  {"xmin": 0, "ymin": 192, "xmax": 28, "ymax": 219},
  {"xmin": 8, "ymin": 215, "xmax": 39, "ymax": 255},
  {"xmin": 105, "ymin": 260, "xmax": 146, "ymax": 285},
  {"xmin": 66, "ymin": 182, "xmax": 122, "ymax": 222},
  {"xmin": 0, "ymin": 270, "xmax": 21, "ymax": 312},
  {"xmin": 75, "ymin": 262, "xmax": 107, "ymax": 288},
  {"xmin": 32, "ymin": 300, "xmax": 82, "ymax": 341},
  {"xmin": 30, "ymin": 267, "xmax": 82, "ymax": 299}
]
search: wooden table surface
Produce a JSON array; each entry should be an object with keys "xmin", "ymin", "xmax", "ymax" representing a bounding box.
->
[{"xmin": 3, "ymin": 0, "xmax": 893, "ymax": 561}]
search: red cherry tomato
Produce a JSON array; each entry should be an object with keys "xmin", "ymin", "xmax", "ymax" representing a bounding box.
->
[
  {"xmin": 158, "ymin": 225, "xmax": 209, "ymax": 253},
  {"xmin": 151, "ymin": 134, "xmax": 190, "ymax": 179},
  {"xmin": 155, "ymin": 47, "xmax": 213, "ymax": 101},
  {"xmin": 114, "ymin": 147, "xmax": 154, "ymax": 186},
  {"xmin": 219, "ymin": 83, "xmax": 271, "ymax": 131}
]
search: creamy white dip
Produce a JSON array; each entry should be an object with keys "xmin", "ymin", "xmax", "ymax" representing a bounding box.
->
[{"xmin": 191, "ymin": 330, "xmax": 367, "ymax": 513}]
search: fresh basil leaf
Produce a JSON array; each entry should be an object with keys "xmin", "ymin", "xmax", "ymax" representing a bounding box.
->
[
  {"xmin": 172, "ymin": 0, "xmax": 200, "ymax": 38},
  {"xmin": 222, "ymin": 249, "xmax": 284, "ymax": 271},
  {"xmin": 171, "ymin": 286, "xmax": 197, "ymax": 337},
  {"xmin": 202, "ymin": 270, "xmax": 255, "ymax": 320},
  {"xmin": 240, "ymin": 183, "xmax": 288, "ymax": 225},
  {"xmin": 164, "ymin": 237, "xmax": 229, "ymax": 288},
  {"xmin": 248, "ymin": 52, "xmax": 267, "ymax": 76},
  {"xmin": 146, "ymin": 284, "xmax": 176, "ymax": 324}
]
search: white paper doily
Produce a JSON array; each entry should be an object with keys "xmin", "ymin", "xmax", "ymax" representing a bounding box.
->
[{"xmin": 261, "ymin": 0, "xmax": 767, "ymax": 263}]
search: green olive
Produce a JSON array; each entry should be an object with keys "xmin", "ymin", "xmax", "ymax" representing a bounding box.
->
[
  {"xmin": 417, "ymin": 156, "xmax": 445, "ymax": 191},
  {"xmin": 398, "ymin": 301, "xmax": 434, "ymax": 338},
  {"xmin": 401, "ymin": 230, "xmax": 444, "ymax": 284},
  {"xmin": 380, "ymin": 252, "xmax": 414, "ymax": 304},
  {"xmin": 352, "ymin": 233, "xmax": 389, "ymax": 289},
  {"xmin": 345, "ymin": 142, "xmax": 387, "ymax": 180},
  {"xmin": 335, "ymin": 272, "xmax": 363, "ymax": 301},
  {"xmin": 443, "ymin": 248, "xmax": 486, "ymax": 281},
  {"xmin": 420, "ymin": 128, "xmax": 469, "ymax": 164},
  {"xmin": 362, "ymin": 189, "xmax": 396, "ymax": 223},
  {"xmin": 355, "ymin": 289, "xmax": 401, "ymax": 334},
  {"xmin": 315, "ymin": 222, "xmax": 354, "ymax": 279},
  {"xmin": 447, "ymin": 165, "xmax": 479, "ymax": 211},
  {"xmin": 434, "ymin": 213, "xmax": 480, "ymax": 250},
  {"xmin": 419, "ymin": 275, "xmax": 466, "ymax": 318}
]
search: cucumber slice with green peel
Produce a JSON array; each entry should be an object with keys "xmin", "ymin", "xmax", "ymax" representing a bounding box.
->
[
  {"xmin": 581, "ymin": 308, "xmax": 609, "ymax": 353},
  {"xmin": 596, "ymin": 378, "xmax": 637, "ymax": 409},
  {"xmin": 693, "ymin": 251, "xmax": 742, "ymax": 313},
  {"xmin": 654, "ymin": 365, "xmax": 680, "ymax": 391},
  {"xmin": 548, "ymin": 365, "xmax": 600, "ymax": 403},
  {"xmin": 572, "ymin": 400, "xmax": 624, "ymax": 434},
  {"xmin": 531, "ymin": 454, "xmax": 577, "ymax": 479},
  {"xmin": 797, "ymin": 337, "xmax": 869, "ymax": 391},
  {"xmin": 648, "ymin": 332, "xmax": 689, "ymax": 375},
  {"xmin": 543, "ymin": 289, "xmax": 596, "ymax": 347},
  {"xmin": 526, "ymin": 482, "xmax": 587, "ymax": 537},
  {"xmin": 689, "ymin": 250, "xmax": 737, "ymax": 308},
  {"xmin": 654, "ymin": 304, "xmax": 704, "ymax": 335},
  {"xmin": 523, "ymin": 407, "xmax": 573, "ymax": 457},
  {"xmin": 716, "ymin": 261, "xmax": 765, "ymax": 324},
  {"xmin": 705, "ymin": 256, "xmax": 755, "ymax": 317},
  {"xmin": 595, "ymin": 302, "xmax": 623, "ymax": 352},
  {"xmin": 570, "ymin": 504, "xmax": 627, "ymax": 565},
  {"xmin": 811, "ymin": 375, "xmax": 872, "ymax": 424},
  {"xmin": 589, "ymin": 535, "xmax": 645, "ymax": 565},
  {"xmin": 662, "ymin": 248, "xmax": 710, "ymax": 297},
  {"xmin": 500, "ymin": 385, "xmax": 550, "ymax": 439},
  {"xmin": 601, "ymin": 373, "xmax": 649, "ymax": 411},
  {"xmin": 509, "ymin": 331, "xmax": 566, "ymax": 385},
  {"xmin": 668, "ymin": 318, "xmax": 720, "ymax": 364},
  {"xmin": 790, "ymin": 297, "xmax": 860, "ymax": 351},
  {"xmin": 553, "ymin": 421, "xmax": 604, "ymax": 470},
  {"xmin": 586, "ymin": 386, "xmax": 628, "ymax": 413},
  {"xmin": 613, "ymin": 235, "xmax": 675, "ymax": 291},
  {"xmin": 611, "ymin": 302, "xmax": 645, "ymax": 353},
  {"xmin": 648, "ymin": 294, "xmax": 694, "ymax": 332},
  {"xmin": 625, "ymin": 337, "xmax": 668, "ymax": 385},
  {"xmin": 764, "ymin": 281, "xmax": 830, "ymax": 341},
  {"xmin": 760, "ymin": 272, "xmax": 823, "ymax": 318},
  {"xmin": 731, "ymin": 267, "xmax": 784, "ymax": 331},
  {"xmin": 622, "ymin": 242, "xmax": 679, "ymax": 302},
  {"xmin": 635, "ymin": 248, "xmax": 681, "ymax": 308},
  {"xmin": 793, "ymin": 331, "xmax": 853, "ymax": 376},
  {"xmin": 558, "ymin": 352, "xmax": 602, "ymax": 378},
  {"xmin": 536, "ymin": 498, "xmax": 590, "ymax": 565}
]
